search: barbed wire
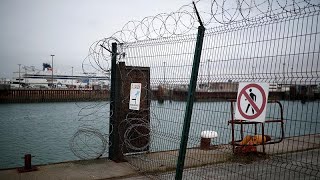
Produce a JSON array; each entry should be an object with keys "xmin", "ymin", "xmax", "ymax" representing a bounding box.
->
[
  {"xmin": 69, "ymin": 101, "xmax": 112, "ymax": 160},
  {"xmin": 111, "ymin": 0, "xmax": 320, "ymax": 42},
  {"xmin": 82, "ymin": 0, "xmax": 320, "ymax": 76},
  {"xmin": 116, "ymin": 67, "xmax": 159, "ymax": 154},
  {"xmin": 69, "ymin": 126, "xmax": 109, "ymax": 159},
  {"xmin": 75, "ymin": 0, "xmax": 320, "ymax": 161}
]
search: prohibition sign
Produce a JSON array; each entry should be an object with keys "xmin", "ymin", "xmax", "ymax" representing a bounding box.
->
[{"xmin": 237, "ymin": 83, "xmax": 267, "ymax": 120}]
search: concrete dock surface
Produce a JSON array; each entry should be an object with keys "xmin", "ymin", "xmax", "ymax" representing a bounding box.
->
[
  {"xmin": 151, "ymin": 148, "xmax": 320, "ymax": 179},
  {"xmin": 1, "ymin": 134, "xmax": 319, "ymax": 180},
  {"xmin": 0, "ymin": 158, "xmax": 140, "ymax": 180},
  {"xmin": 125, "ymin": 134, "xmax": 320, "ymax": 174}
]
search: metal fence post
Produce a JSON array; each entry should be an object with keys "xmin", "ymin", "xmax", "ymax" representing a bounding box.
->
[
  {"xmin": 109, "ymin": 42, "xmax": 124, "ymax": 161},
  {"xmin": 175, "ymin": 25, "xmax": 205, "ymax": 180}
]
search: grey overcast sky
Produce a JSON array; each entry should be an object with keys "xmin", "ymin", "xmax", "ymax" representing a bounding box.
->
[{"xmin": 0, "ymin": 0, "xmax": 191, "ymax": 78}]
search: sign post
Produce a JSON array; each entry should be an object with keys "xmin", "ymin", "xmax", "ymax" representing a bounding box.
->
[{"xmin": 235, "ymin": 83, "xmax": 269, "ymax": 122}]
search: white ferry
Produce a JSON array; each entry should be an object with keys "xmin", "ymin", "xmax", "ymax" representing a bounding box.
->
[{"xmin": 8, "ymin": 63, "xmax": 109, "ymax": 90}]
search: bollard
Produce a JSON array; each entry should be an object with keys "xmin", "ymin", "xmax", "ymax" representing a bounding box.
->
[
  {"xmin": 17, "ymin": 154, "xmax": 37, "ymax": 173},
  {"xmin": 24, "ymin": 154, "xmax": 32, "ymax": 170},
  {"xmin": 200, "ymin": 131, "xmax": 218, "ymax": 150},
  {"xmin": 200, "ymin": 137, "xmax": 211, "ymax": 150}
]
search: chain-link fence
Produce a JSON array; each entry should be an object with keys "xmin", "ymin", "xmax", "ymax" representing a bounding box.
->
[{"xmin": 76, "ymin": 0, "xmax": 320, "ymax": 179}]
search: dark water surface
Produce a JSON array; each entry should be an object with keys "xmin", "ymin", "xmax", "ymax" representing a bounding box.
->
[
  {"xmin": 0, "ymin": 102, "xmax": 107, "ymax": 169},
  {"xmin": 0, "ymin": 100, "xmax": 319, "ymax": 169}
]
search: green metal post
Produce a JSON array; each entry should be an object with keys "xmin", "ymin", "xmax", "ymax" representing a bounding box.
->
[
  {"xmin": 109, "ymin": 42, "xmax": 123, "ymax": 161},
  {"xmin": 175, "ymin": 25, "xmax": 205, "ymax": 180}
]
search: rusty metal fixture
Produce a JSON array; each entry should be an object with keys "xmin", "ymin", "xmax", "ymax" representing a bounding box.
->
[
  {"xmin": 200, "ymin": 130, "xmax": 218, "ymax": 150},
  {"xmin": 235, "ymin": 146, "xmax": 258, "ymax": 154},
  {"xmin": 229, "ymin": 100, "xmax": 285, "ymax": 154},
  {"xmin": 200, "ymin": 138, "xmax": 211, "ymax": 150},
  {"xmin": 17, "ymin": 154, "xmax": 38, "ymax": 173}
]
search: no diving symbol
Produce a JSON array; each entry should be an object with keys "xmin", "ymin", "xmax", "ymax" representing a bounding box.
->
[{"xmin": 236, "ymin": 83, "xmax": 269, "ymax": 122}]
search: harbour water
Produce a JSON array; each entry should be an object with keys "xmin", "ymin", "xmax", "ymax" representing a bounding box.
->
[
  {"xmin": 0, "ymin": 102, "xmax": 101, "ymax": 169},
  {"xmin": 0, "ymin": 101, "xmax": 319, "ymax": 169}
]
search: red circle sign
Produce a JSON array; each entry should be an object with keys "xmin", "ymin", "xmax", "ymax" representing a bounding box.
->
[{"xmin": 237, "ymin": 83, "xmax": 267, "ymax": 120}]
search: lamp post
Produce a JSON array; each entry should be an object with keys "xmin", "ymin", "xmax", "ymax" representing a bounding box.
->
[
  {"xmin": 24, "ymin": 66, "xmax": 27, "ymax": 87},
  {"xmin": 200, "ymin": 62, "xmax": 203, "ymax": 88},
  {"xmin": 51, "ymin": 55, "xmax": 55, "ymax": 88},
  {"xmin": 283, "ymin": 62, "xmax": 285, "ymax": 85},
  {"xmin": 18, "ymin": 64, "xmax": 21, "ymax": 88},
  {"xmin": 163, "ymin": 62, "xmax": 166, "ymax": 87},
  {"xmin": 252, "ymin": 66, "xmax": 255, "ymax": 81},
  {"xmin": 207, "ymin": 59, "xmax": 210, "ymax": 90},
  {"xmin": 71, "ymin": 66, "xmax": 74, "ymax": 88}
]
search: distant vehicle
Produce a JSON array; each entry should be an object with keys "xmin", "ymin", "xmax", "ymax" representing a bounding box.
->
[
  {"xmin": 57, "ymin": 84, "xmax": 68, "ymax": 89},
  {"xmin": 30, "ymin": 85, "xmax": 48, "ymax": 89}
]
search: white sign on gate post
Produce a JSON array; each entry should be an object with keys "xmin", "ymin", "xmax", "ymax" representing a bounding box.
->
[
  {"xmin": 129, "ymin": 83, "xmax": 142, "ymax": 110},
  {"xmin": 235, "ymin": 82, "xmax": 269, "ymax": 122}
]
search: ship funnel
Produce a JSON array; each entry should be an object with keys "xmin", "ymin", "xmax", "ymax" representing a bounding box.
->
[{"xmin": 43, "ymin": 63, "xmax": 52, "ymax": 71}]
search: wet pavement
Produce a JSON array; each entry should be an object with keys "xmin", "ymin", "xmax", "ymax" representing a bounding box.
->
[{"xmin": 1, "ymin": 134, "xmax": 319, "ymax": 180}]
